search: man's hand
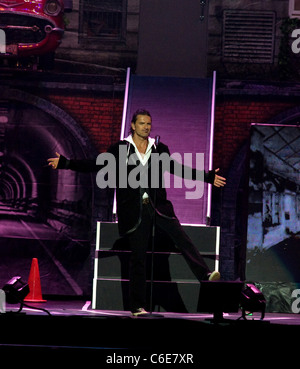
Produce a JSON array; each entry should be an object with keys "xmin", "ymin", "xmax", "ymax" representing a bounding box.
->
[
  {"xmin": 47, "ymin": 152, "xmax": 60, "ymax": 169},
  {"xmin": 213, "ymin": 168, "xmax": 226, "ymax": 187}
]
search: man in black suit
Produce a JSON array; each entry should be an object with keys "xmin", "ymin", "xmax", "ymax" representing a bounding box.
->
[{"xmin": 48, "ymin": 109, "xmax": 226, "ymax": 316}]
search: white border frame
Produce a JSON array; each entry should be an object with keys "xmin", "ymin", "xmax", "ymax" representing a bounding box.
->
[
  {"xmin": 206, "ymin": 70, "xmax": 217, "ymax": 221},
  {"xmin": 112, "ymin": 67, "xmax": 131, "ymax": 218}
]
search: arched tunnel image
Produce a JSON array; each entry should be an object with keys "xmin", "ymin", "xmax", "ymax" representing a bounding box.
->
[{"xmin": 0, "ymin": 91, "xmax": 98, "ymax": 296}]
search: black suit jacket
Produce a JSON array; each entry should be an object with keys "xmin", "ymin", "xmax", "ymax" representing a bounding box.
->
[{"xmin": 58, "ymin": 140, "xmax": 215, "ymax": 236}]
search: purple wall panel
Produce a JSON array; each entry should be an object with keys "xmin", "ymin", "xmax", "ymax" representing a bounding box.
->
[{"xmin": 125, "ymin": 76, "xmax": 213, "ymax": 224}]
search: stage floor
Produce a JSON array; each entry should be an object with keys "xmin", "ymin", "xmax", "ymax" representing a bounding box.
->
[
  {"xmin": 1, "ymin": 299, "xmax": 300, "ymax": 366},
  {"xmin": 3, "ymin": 298, "xmax": 300, "ymax": 325}
]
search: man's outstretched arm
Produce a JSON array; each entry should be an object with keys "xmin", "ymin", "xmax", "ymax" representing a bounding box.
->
[{"xmin": 47, "ymin": 152, "xmax": 98, "ymax": 172}]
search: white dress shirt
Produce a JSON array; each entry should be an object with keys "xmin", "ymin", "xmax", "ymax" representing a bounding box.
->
[{"xmin": 124, "ymin": 135, "xmax": 155, "ymax": 199}]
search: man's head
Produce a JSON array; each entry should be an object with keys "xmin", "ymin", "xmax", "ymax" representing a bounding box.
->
[{"xmin": 130, "ymin": 109, "xmax": 152, "ymax": 139}]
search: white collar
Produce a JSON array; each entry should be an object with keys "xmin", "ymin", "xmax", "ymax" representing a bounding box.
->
[
  {"xmin": 124, "ymin": 135, "xmax": 155, "ymax": 154},
  {"xmin": 124, "ymin": 135, "xmax": 155, "ymax": 165}
]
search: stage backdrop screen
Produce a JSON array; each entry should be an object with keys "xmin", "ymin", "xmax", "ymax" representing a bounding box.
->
[{"xmin": 124, "ymin": 75, "xmax": 214, "ymax": 225}]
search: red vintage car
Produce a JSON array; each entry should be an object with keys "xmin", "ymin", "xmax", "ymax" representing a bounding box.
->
[{"xmin": 0, "ymin": 0, "xmax": 67, "ymax": 60}]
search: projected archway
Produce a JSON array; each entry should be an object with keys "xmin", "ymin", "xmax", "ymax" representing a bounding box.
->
[{"xmin": 0, "ymin": 89, "xmax": 98, "ymax": 295}]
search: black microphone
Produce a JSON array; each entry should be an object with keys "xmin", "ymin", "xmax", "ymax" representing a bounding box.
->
[{"xmin": 155, "ymin": 135, "xmax": 160, "ymax": 147}]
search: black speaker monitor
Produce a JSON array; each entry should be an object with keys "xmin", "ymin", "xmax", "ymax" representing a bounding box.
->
[{"xmin": 198, "ymin": 281, "xmax": 244, "ymax": 322}]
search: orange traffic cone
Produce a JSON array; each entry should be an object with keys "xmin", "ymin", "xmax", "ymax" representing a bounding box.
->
[{"xmin": 24, "ymin": 258, "xmax": 47, "ymax": 303}]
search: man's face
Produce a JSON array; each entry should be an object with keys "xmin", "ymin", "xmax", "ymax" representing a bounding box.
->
[{"xmin": 131, "ymin": 114, "xmax": 152, "ymax": 139}]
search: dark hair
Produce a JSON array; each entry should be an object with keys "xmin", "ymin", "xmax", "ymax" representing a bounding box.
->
[{"xmin": 130, "ymin": 109, "xmax": 152, "ymax": 134}]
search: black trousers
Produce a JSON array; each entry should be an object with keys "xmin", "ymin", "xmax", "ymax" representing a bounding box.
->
[{"xmin": 126, "ymin": 203, "xmax": 210, "ymax": 311}]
